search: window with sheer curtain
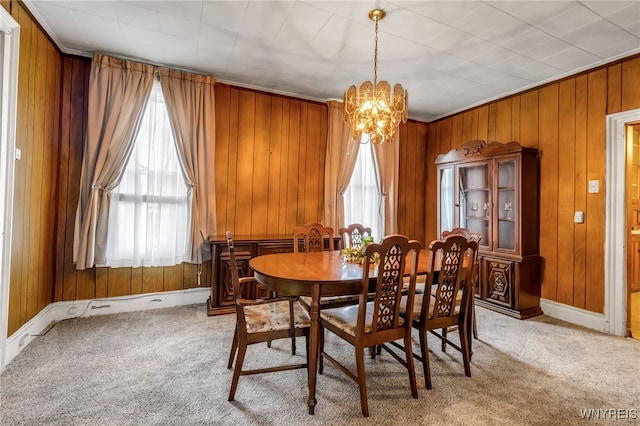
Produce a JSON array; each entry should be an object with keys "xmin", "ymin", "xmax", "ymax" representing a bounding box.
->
[
  {"xmin": 105, "ymin": 81, "xmax": 190, "ymax": 268},
  {"xmin": 343, "ymin": 137, "xmax": 384, "ymax": 242}
]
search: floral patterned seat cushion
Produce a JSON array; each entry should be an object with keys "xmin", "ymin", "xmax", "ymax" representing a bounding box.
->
[
  {"xmin": 299, "ymin": 294, "xmax": 361, "ymax": 308},
  {"xmin": 320, "ymin": 303, "xmax": 405, "ymax": 337},
  {"xmin": 243, "ymin": 300, "xmax": 311, "ymax": 334}
]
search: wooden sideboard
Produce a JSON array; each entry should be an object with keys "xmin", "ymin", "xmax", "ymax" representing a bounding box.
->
[{"xmin": 207, "ymin": 234, "xmax": 341, "ymax": 316}]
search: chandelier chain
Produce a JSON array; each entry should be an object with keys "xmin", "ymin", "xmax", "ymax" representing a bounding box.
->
[{"xmin": 373, "ymin": 18, "xmax": 378, "ymax": 86}]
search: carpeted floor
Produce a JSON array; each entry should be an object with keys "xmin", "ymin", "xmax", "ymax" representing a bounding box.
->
[{"xmin": 1, "ymin": 304, "xmax": 639, "ymax": 425}]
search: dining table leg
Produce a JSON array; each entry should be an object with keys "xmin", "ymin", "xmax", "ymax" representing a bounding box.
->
[{"xmin": 307, "ymin": 284, "xmax": 321, "ymax": 414}]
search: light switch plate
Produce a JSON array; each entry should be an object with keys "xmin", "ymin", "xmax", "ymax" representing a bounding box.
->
[
  {"xmin": 574, "ymin": 211, "xmax": 584, "ymax": 223},
  {"xmin": 588, "ymin": 180, "xmax": 599, "ymax": 193}
]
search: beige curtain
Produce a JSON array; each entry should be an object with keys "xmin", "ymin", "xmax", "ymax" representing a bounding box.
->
[
  {"xmin": 322, "ymin": 101, "xmax": 360, "ymax": 231},
  {"xmin": 372, "ymin": 132, "xmax": 400, "ymax": 235},
  {"xmin": 158, "ymin": 68, "xmax": 217, "ymax": 264},
  {"xmin": 73, "ymin": 53, "xmax": 155, "ymax": 270}
]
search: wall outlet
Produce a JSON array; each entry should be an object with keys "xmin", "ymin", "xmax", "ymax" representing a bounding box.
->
[
  {"xmin": 574, "ymin": 211, "xmax": 584, "ymax": 223},
  {"xmin": 588, "ymin": 180, "xmax": 599, "ymax": 193},
  {"xmin": 15, "ymin": 148, "xmax": 21, "ymax": 160}
]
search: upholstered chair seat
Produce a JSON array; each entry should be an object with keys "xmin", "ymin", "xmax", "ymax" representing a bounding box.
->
[
  {"xmin": 320, "ymin": 303, "xmax": 406, "ymax": 336},
  {"xmin": 243, "ymin": 300, "xmax": 311, "ymax": 334}
]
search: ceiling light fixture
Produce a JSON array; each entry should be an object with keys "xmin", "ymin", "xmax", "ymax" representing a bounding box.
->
[{"xmin": 343, "ymin": 8, "xmax": 407, "ymax": 145}]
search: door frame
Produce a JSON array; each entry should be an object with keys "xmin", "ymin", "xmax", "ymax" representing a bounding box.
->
[
  {"xmin": 605, "ymin": 108, "xmax": 640, "ymax": 336},
  {"xmin": 0, "ymin": 8, "xmax": 19, "ymax": 373}
]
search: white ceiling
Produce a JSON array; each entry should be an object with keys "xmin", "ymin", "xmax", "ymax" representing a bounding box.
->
[{"xmin": 24, "ymin": 0, "xmax": 640, "ymax": 121}]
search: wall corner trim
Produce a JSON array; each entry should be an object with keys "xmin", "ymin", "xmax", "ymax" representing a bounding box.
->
[{"xmin": 4, "ymin": 287, "xmax": 210, "ymax": 370}]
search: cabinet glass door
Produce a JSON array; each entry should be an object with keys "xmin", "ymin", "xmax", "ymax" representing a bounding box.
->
[
  {"xmin": 497, "ymin": 158, "xmax": 517, "ymax": 251},
  {"xmin": 438, "ymin": 166, "xmax": 455, "ymax": 236},
  {"xmin": 458, "ymin": 162, "xmax": 490, "ymax": 247}
]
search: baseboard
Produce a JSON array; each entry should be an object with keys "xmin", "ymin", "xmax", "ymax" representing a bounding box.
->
[
  {"xmin": 4, "ymin": 287, "xmax": 210, "ymax": 368},
  {"xmin": 539, "ymin": 298, "xmax": 606, "ymax": 333}
]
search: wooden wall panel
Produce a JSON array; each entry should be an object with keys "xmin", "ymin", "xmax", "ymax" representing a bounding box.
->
[
  {"xmin": 573, "ymin": 75, "xmax": 588, "ymax": 309},
  {"xmin": 621, "ymin": 57, "xmax": 640, "ymax": 111},
  {"xmin": 607, "ymin": 64, "xmax": 622, "ymax": 114},
  {"xmin": 585, "ymin": 69, "xmax": 607, "ymax": 313},
  {"xmin": 426, "ymin": 54, "xmax": 640, "ymax": 314},
  {"xmin": 398, "ymin": 120, "xmax": 428, "ymax": 245},
  {"xmin": 214, "ymin": 86, "xmax": 328, "ymax": 236},
  {"xmin": 7, "ymin": 2, "xmax": 62, "ymax": 335},
  {"xmin": 557, "ymin": 79, "xmax": 576, "ymax": 306},
  {"xmin": 538, "ymin": 85, "xmax": 559, "ymax": 301}
]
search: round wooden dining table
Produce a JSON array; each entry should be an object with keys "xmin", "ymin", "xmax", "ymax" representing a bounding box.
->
[{"xmin": 249, "ymin": 249, "xmax": 429, "ymax": 415}]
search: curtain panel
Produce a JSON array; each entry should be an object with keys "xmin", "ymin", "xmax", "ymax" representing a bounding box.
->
[
  {"xmin": 322, "ymin": 100, "xmax": 360, "ymax": 232},
  {"xmin": 159, "ymin": 68, "xmax": 217, "ymax": 264},
  {"xmin": 372, "ymin": 132, "xmax": 400, "ymax": 235},
  {"xmin": 73, "ymin": 53, "xmax": 155, "ymax": 270}
]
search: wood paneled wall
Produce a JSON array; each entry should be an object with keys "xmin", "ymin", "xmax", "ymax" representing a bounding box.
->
[
  {"xmin": 214, "ymin": 84, "xmax": 328, "ymax": 235},
  {"xmin": 5, "ymin": 1, "xmax": 62, "ymax": 335},
  {"xmin": 398, "ymin": 120, "xmax": 428, "ymax": 245},
  {"xmin": 426, "ymin": 54, "xmax": 640, "ymax": 314}
]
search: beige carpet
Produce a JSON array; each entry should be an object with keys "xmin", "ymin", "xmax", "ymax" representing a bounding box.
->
[{"xmin": 1, "ymin": 304, "xmax": 639, "ymax": 425}]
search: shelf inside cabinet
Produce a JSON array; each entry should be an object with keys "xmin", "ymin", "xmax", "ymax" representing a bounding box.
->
[{"xmin": 467, "ymin": 216, "xmax": 490, "ymax": 221}]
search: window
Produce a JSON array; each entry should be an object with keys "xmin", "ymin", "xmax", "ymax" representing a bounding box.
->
[
  {"xmin": 343, "ymin": 138, "xmax": 383, "ymax": 241},
  {"xmin": 105, "ymin": 81, "xmax": 190, "ymax": 267}
]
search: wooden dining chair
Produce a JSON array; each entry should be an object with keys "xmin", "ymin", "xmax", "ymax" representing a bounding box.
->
[
  {"xmin": 318, "ymin": 234, "xmax": 422, "ymax": 417},
  {"xmin": 225, "ymin": 231, "xmax": 310, "ymax": 401},
  {"xmin": 396, "ymin": 235, "xmax": 479, "ymax": 389},
  {"xmin": 298, "ymin": 223, "xmax": 366, "ymax": 311},
  {"xmin": 441, "ymin": 228, "xmax": 481, "ymax": 347},
  {"xmin": 338, "ymin": 223, "xmax": 372, "ymax": 248},
  {"xmin": 293, "ymin": 222, "xmax": 334, "ymax": 253}
]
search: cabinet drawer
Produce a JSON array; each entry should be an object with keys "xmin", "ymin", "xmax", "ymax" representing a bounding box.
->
[{"xmin": 257, "ymin": 243, "xmax": 295, "ymax": 256}]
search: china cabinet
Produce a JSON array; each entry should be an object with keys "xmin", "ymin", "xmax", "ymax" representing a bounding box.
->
[{"xmin": 435, "ymin": 140, "xmax": 542, "ymax": 319}]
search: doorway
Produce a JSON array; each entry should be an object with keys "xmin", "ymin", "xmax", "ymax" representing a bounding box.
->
[
  {"xmin": 0, "ymin": 8, "xmax": 20, "ymax": 372},
  {"xmin": 627, "ymin": 123, "xmax": 640, "ymax": 340},
  {"xmin": 605, "ymin": 108, "xmax": 640, "ymax": 337}
]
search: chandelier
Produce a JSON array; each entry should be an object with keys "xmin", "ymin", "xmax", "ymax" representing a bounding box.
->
[{"xmin": 343, "ymin": 8, "xmax": 408, "ymax": 145}]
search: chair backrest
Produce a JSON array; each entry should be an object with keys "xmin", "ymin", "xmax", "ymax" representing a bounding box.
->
[
  {"xmin": 441, "ymin": 227, "xmax": 481, "ymax": 291},
  {"xmin": 338, "ymin": 223, "xmax": 372, "ymax": 249},
  {"xmin": 226, "ymin": 231, "xmax": 249, "ymax": 330},
  {"xmin": 226, "ymin": 231, "xmax": 249, "ymax": 303},
  {"xmin": 359, "ymin": 234, "xmax": 422, "ymax": 335},
  {"xmin": 293, "ymin": 222, "xmax": 334, "ymax": 253},
  {"xmin": 421, "ymin": 235, "xmax": 479, "ymax": 324},
  {"xmin": 441, "ymin": 227, "xmax": 481, "ymax": 244}
]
